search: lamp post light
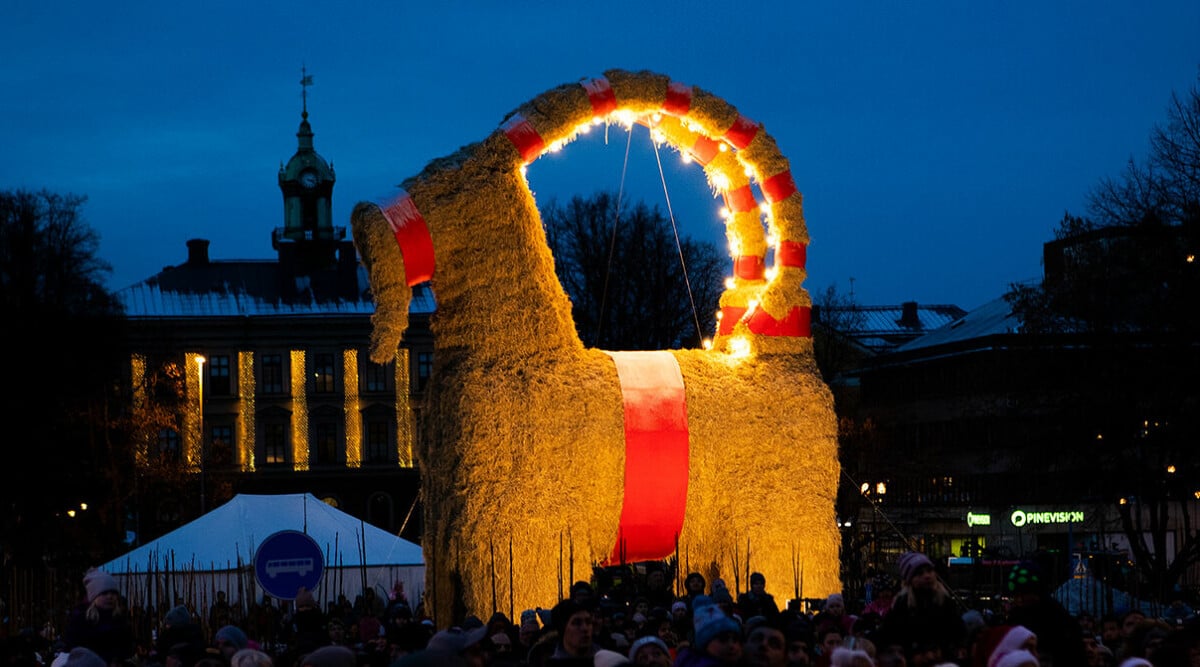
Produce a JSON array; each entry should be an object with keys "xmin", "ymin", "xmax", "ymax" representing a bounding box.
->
[
  {"xmin": 197, "ymin": 355, "xmax": 206, "ymax": 514},
  {"xmin": 872, "ymin": 481, "xmax": 885, "ymax": 570}
]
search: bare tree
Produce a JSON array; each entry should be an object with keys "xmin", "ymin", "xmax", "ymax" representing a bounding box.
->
[
  {"xmin": 811, "ymin": 283, "xmax": 869, "ymax": 384},
  {"xmin": 542, "ymin": 191, "xmax": 725, "ymax": 350},
  {"xmin": 1090, "ymin": 75, "xmax": 1200, "ymax": 230},
  {"xmin": 0, "ymin": 189, "xmax": 117, "ymax": 314},
  {"xmin": 0, "ymin": 189, "xmax": 126, "ymax": 568}
]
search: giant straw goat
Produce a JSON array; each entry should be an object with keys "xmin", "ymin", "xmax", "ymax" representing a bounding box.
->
[{"xmin": 351, "ymin": 69, "xmax": 840, "ymax": 623}]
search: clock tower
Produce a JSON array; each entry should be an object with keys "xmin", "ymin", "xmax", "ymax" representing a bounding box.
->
[{"xmin": 276, "ymin": 67, "xmax": 347, "ymax": 273}]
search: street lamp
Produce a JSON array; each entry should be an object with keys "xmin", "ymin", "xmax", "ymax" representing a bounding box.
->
[{"xmin": 197, "ymin": 355, "xmax": 206, "ymax": 513}]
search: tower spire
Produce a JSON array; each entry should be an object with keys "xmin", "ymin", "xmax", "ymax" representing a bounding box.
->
[
  {"xmin": 296, "ymin": 65, "xmax": 315, "ymax": 152},
  {"xmin": 300, "ymin": 64, "xmax": 313, "ymax": 121}
]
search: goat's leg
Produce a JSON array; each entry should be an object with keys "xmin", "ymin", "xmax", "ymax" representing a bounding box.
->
[{"xmin": 675, "ymin": 351, "xmax": 842, "ymax": 603}]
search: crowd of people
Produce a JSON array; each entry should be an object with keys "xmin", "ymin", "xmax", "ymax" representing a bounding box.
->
[{"xmin": 3, "ymin": 551, "xmax": 1198, "ymax": 667}]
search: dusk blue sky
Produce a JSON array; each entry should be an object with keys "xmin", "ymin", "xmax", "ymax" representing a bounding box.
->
[{"xmin": 4, "ymin": 2, "xmax": 1198, "ymax": 311}]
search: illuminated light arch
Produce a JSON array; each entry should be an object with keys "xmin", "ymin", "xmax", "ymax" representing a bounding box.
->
[{"xmin": 352, "ymin": 69, "xmax": 839, "ymax": 624}]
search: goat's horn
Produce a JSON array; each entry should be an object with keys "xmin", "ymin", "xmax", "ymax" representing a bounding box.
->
[{"xmin": 351, "ymin": 201, "xmax": 412, "ymax": 364}]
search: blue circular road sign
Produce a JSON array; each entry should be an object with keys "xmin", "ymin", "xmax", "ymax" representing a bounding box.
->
[{"xmin": 254, "ymin": 530, "xmax": 325, "ymax": 600}]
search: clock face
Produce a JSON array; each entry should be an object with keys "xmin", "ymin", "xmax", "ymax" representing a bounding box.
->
[{"xmin": 300, "ymin": 171, "xmax": 318, "ymax": 188}]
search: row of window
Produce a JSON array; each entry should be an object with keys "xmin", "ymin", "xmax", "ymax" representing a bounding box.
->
[
  {"xmin": 200, "ymin": 351, "xmax": 433, "ymax": 396},
  {"xmin": 157, "ymin": 416, "xmax": 399, "ymax": 467}
]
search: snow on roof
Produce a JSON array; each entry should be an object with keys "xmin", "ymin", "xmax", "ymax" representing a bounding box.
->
[
  {"xmin": 116, "ymin": 260, "xmax": 436, "ymax": 318},
  {"xmin": 894, "ymin": 297, "xmax": 1023, "ymax": 353}
]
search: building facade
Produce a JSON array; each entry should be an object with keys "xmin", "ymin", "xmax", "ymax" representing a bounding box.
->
[
  {"xmin": 834, "ymin": 294, "xmax": 1200, "ymax": 613},
  {"xmin": 116, "ymin": 99, "xmax": 433, "ymax": 544}
]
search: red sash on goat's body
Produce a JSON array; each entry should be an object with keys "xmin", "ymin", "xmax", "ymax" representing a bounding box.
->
[{"xmin": 603, "ymin": 351, "xmax": 690, "ymax": 565}]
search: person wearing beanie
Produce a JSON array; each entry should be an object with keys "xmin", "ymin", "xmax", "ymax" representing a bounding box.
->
[
  {"xmin": 863, "ymin": 575, "xmax": 898, "ymax": 618},
  {"xmin": 295, "ymin": 587, "xmax": 316, "ymax": 610},
  {"xmin": 516, "ymin": 614, "xmax": 541, "ymax": 656},
  {"xmin": 875, "ymin": 551, "xmax": 965, "ymax": 667},
  {"xmin": 300, "ymin": 645, "xmax": 355, "ymax": 667},
  {"xmin": 593, "ymin": 648, "xmax": 633, "ymax": 667},
  {"xmin": 673, "ymin": 595, "xmax": 743, "ymax": 667},
  {"xmin": 165, "ymin": 605, "xmax": 193, "ymax": 628},
  {"xmin": 63, "ymin": 568, "xmax": 135, "ymax": 666},
  {"xmin": 644, "ymin": 566, "xmax": 676, "ymax": 612},
  {"xmin": 982, "ymin": 625, "xmax": 1038, "ymax": 667},
  {"xmin": 520, "ymin": 608, "xmax": 540, "ymax": 629},
  {"xmin": 155, "ymin": 604, "xmax": 205, "ymax": 667},
  {"xmin": 897, "ymin": 552, "xmax": 934, "ymax": 584},
  {"xmin": 739, "ymin": 572, "xmax": 781, "ymax": 622},
  {"xmin": 830, "ymin": 647, "xmax": 875, "ymax": 667},
  {"xmin": 61, "ymin": 647, "xmax": 107, "ymax": 667},
  {"xmin": 289, "ymin": 587, "xmax": 330, "ymax": 654},
  {"xmin": 83, "ymin": 570, "xmax": 119, "ymax": 605},
  {"xmin": 425, "ymin": 625, "xmax": 489, "ymax": 665},
  {"xmin": 549, "ymin": 597, "xmax": 599, "ymax": 661},
  {"xmin": 215, "ymin": 625, "xmax": 250, "ymax": 663},
  {"xmin": 962, "ymin": 610, "xmax": 986, "ymax": 641},
  {"xmin": 993, "ymin": 649, "xmax": 1040, "ymax": 667},
  {"xmin": 629, "ymin": 635, "xmax": 672, "ymax": 667},
  {"xmin": 570, "ymin": 580, "xmax": 596, "ymax": 604},
  {"xmin": 1001, "ymin": 561, "xmax": 1087, "ymax": 667},
  {"xmin": 582, "ymin": 648, "xmax": 626, "ymax": 667},
  {"xmin": 229, "ymin": 648, "xmax": 273, "ymax": 667},
  {"xmin": 490, "ymin": 631, "xmax": 514, "ymax": 662},
  {"xmin": 708, "ymin": 579, "xmax": 737, "ymax": 625},
  {"xmin": 813, "ymin": 594, "xmax": 853, "ymax": 637},
  {"xmin": 680, "ymin": 572, "xmax": 707, "ymax": 611},
  {"xmin": 356, "ymin": 604, "xmax": 382, "ymax": 647},
  {"xmin": 669, "ymin": 599, "xmax": 693, "ymax": 649}
]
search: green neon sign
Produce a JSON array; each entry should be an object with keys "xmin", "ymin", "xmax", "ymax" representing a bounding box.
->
[
  {"xmin": 966, "ymin": 512, "xmax": 991, "ymax": 527},
  {"xmin": 1010, "ymin": 509, "xmax": 1084, "ymax": 527}
]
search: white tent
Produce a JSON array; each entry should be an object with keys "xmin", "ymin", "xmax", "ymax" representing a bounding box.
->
[
  {"xmin": 100, "ymin": 493, "xmax": 424, "ymax": 613},
  {"xmin": 1054, "ymin": 574, "xmax": 1159, "ymax": 618}
]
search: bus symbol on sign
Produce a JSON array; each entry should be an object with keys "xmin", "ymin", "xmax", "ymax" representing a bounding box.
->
[
  {"xmin": 254, "ymin": 530, "xmax": 325, "ymax": 600},
  {"xmin": 265, "ymin": 558, "xmax": 315, "ymax": 578}
]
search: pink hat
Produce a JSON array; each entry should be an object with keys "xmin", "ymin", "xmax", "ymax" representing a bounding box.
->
[
  {"xmin": 988, "ymin": 626, "xmax": 1037, "ymax": 667},
  {"xmin": 994, "ymin": 650, "xmax": 1039, "ymax": 667}
]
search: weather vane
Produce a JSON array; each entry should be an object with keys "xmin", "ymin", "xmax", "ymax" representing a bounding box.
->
[{"xmin": 300, "ymin": 65, "xmax": 313, "ymax": 118}]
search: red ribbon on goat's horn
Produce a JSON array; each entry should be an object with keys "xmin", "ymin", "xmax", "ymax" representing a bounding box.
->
[{"xmin": 380, "ymin": 192, "xmax": 436, "ymax": 286}]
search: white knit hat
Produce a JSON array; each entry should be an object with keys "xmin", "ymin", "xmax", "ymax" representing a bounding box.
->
[{"xmin": 83, "ymin": 568, "xmax": 118, "ymax": 602}]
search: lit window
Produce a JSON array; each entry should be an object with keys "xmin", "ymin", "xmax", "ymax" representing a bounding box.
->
[
  {"xmin": 261, "ymin": 354, "xmax": 285, "ymax": 394},
  {"xmin": 264, "ymin": 422, "xmax": 288, "ymax": 465},
  {"xmin": 313, "ymin": 353, "xmax": 336, "ymax": 393},
  {"xmin": 365, "ymin": 361, "xmax": 391, "ymax": 393}
]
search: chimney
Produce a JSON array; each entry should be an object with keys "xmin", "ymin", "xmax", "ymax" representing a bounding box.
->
[
  {"xmin": 187, "ymin": 238, "xmax": 210, "ymax": 265},
  {"xmin": 898, "ymin": 301, "xmax": 922, "ymax": 329}
]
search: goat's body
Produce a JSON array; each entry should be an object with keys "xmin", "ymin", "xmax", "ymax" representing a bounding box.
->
[{"xmin": 414, "ymin": 346, "xmax": 839, "ymax": 622}]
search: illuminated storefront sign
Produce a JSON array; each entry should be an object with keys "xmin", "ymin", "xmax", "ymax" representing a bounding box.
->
[
  {"xmin": 1010, "ymin": 509, "xmax": 1084, "ymax": 527},
  {"xmin": 966, "ymin": 512, "xmax": 991, "ymax": 527}
]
